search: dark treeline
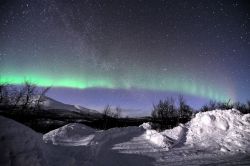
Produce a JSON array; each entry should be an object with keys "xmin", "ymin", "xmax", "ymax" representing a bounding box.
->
[
  {"xmin": 0, "ymin": 83, "xmax": 149, "ymax": 133},
  {"xmin": 0, "ymin": 82, "xmax": 50, "ymax": 111},
  {"xmin": 150, "ymin": 97, "xmax": 250, "ymax": 131},
  {"xmin": 200, "ymin": 100, "xmax": 250, "ymax": 114},
  {"xmin": 0, "ymin": 82, "xmax": 55, "ymax": 133},
  {"xmin": 0, "ymin": 82, "xmax": 250, "ymax": 133},
  {"xmin": 150, "ymin": 96, "xmax": 193, "ymax": 131}
]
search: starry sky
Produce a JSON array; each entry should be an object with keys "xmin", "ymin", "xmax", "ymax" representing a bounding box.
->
[{"xmin": 0, "ymin": 0, "xmax": 250, "ymax": 115}]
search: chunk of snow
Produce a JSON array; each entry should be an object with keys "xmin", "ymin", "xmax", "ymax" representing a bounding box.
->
[
  {"xmin": 139, "ymin": 122, "xmax": 152, "ymax": 130},
  {"xmin": 185, "ymin": 109, "xmax": 250, "ymax": 152},
  {"xmin": 145, "ymin": 129, "xmax": 169, "ymax": 147},
  {"xmin": 43, "ymin": 123, "xmax": 96, "ymax": 146},
  {"xmin": 220, "ymin": 147, "xmax": 229, "ymax": 152},
  {"xmin": 161, "ymin": 124, "xmax": 185, "ymax": 141}
]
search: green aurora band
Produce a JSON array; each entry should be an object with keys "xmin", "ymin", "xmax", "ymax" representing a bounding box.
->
[{"xmin": 0, "ymin": 73, "xmax": 233, "ymax": 102}]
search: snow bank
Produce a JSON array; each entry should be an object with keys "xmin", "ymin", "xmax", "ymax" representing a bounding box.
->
[
  {"xmin": 43, "ymin": 123, "xmax": 97, "ymax": 146},
  {"xmin": 141, "ymin": 122, "xmax": 172, "ymax": 148},
  {"xmin": 145, "ymin": 129, "xmax": 171, "ymax": 148},
  {"xmin": 44, "ymin": 123, "xmax": 144, "ymax": 147},
  {"xmin": 140, "ymin": 122, "xmax": 152, "ymax": 130},
  {"xmin": 0, "ymin": 116, "xmax": 46, "ymax": 166},
  {"xmin": 0, "ymin": 116, "xmax": 97, "ymax": 166},
  {"xmin": 142, "ymin": 109, "xmax": 250, "ymax": 152},
  {"xmin": 144, "ymin": 124, "xmax": 188, "ymax": 148},
  {"xmin": 162, "ymin": 124, "xmax": 185, "ymax": 141},
  {"xmin": 1, "ymin": 109, "xmax": 250, "ymax": 166},
  {"xmin": 92, "ymin": 126, "xmax": 143, "ymax": 144},
  {"xmin": 186, "ymin": 109, "xmax": 250, "ymax": 152}
]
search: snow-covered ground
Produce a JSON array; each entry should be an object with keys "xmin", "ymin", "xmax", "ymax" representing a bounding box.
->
[{"xmin": 1, "ymin": 109, "xmax": 250, "ymax": 166}]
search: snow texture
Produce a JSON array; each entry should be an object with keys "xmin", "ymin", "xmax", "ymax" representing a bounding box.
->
[
  {"xmin": 185, "ymin": 109, "xmax": 250, "ymax": 153},
  {"xmin": 43, "ymin": 123, "xmax": 97, "ymax": 146},
  {"xmin": 1, "ymin": 109, "xmax": 250, "ymax": 166},
  {"xmin": 0, "ymin": 116, "xmax": 46, "ymax": 165}
]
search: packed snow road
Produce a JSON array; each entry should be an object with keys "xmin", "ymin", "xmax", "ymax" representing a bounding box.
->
[{"xmin": 1, "ymin": 109, "xmax": 250, "ymax": 165}]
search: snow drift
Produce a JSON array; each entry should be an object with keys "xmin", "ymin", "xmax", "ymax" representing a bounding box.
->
[
  {"xmin": 44, "ymin": 123, "xmax": 144, "ymax": 147},
  {"xmin": 0, "ymin": 116, "xmax": 46, "ymax": 165},
  {"xmin": 141, "ymin": 109, "xmax": 250, "ymax": 152},
  {"xmin": 44, "ymin": 109, "xmax": 250, "ymax": 153},
  {"xmin": 1, "ymin": 109, "xmax": 250, "ymax": 166},
  {"xmin": 185, "ymin": 109, "xmax": 250, "ymax": 152},
  {"xmin": 43, "ymin": 123, "xmax": 97, "ymax": 146}
]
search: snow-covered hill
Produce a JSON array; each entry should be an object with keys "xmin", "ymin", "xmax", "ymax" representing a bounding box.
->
[
  {"xmin": 38, "ymin": 96, "xmax": 101, "ymax": 115},
  {"xmin": 1, "ymin": 109, "xmax": 250, "ymax": 166}
]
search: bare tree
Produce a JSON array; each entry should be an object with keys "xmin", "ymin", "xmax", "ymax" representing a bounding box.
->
[
  {"xmin": 200, "ymin": 104, "xmax": 209, "ymax": 112},
  {"xmin": 151, "ymin": 98, "xmax": 177, "ymax": 130},
  {"xmin": 208, "ymin": 100, "xmax": 217, "ymax": 110},
  {"xmin": 102, "ymin": 104, "xmax": 112, "ymax": 129},
  {"xmin": 163, "ymin": 97, "xmax": 176, "ymax": 117},
  {"xmin": 0, "ymin": 84, "xmax": 26, "ymax": 108},
  {"xmin": 247, "ymin": 101, "xmax": 250, "ymax": 113},
  {"xmin": 34, "ymin": 87, "xmax": 51, "ymax": 111},
  {"xmin": 102, "ymin": 105, "xmax": 123, "ymax": 129},
  {"xmin": 0, "ymin": 84, "xmax": 4, "ymax": 103},
  {"xmin": 103, "ymin": 104, "xmax": 112, "ymax": 117},
  {"xmin": 178, "ymin": 95, "xmax": 185, "ymax": 117},
  {"xmin": 114, "ymin": 106, "xmax": 122, "ymax": 118},
  {"xmin": 103, "ymin": 105, "xmax": 122, "ymax": 118},
  {"xmin": 234, "ymin": 102, "xmax": 247, "ymax": 113},
  {"xmin": 12, "ymin": 86, "xmax": 25, "ymax": 108},
  {"xmin": 20, "ymin": 82, "xmax": 37, "ymax": 111},
  {"xmin": 178, "ymin": 95, "xmax": 192, "ymax": 118},
  {"xmin": 247, "ymin": 101, "xmax": 250, "ymax": 109},
  {"xmin": 0, "ymin": 83, "xmax": 8, "ymax": 105}
]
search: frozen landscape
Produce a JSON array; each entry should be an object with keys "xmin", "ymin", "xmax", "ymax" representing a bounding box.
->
[
  {"xmin": 1, "ymin": 109, "xmax": 250, "ymax": 166},
  {"xmin": 1, "ymin": 0, "xmax": 250, "ymax": 165}
]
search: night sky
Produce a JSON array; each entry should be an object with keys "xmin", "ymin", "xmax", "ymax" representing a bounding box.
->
[{"xmin": 0, "ymin": 0, "xmax": 250, "ymax": 115}]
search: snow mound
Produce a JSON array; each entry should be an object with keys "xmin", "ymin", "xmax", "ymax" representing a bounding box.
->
[
  {"xmin": 43, "ymin": 123, "xmax": 96, "ymax": 146},
  {"xmin": 0, "ymin": 116, "xmax": 46, "ymax": 166},
  {"xmin": 162, "ymin": 124, "xmax": 185, "ymax": 141},
  {"xmin": 186, "ymin": 109, "xmax": 250, "ymax": 152},
  {"xmin": 141, "ymin": 123, "xmax": 173, "ymax": 148},
  {"xmin": 145, "ymin": 129, "xmax": 171, "ymax": 148},
  {"xmin": 140, "ymin": 122, "xmax": 152, "ymax": 130},
  {"xmin": 1, "ymin": 109, "xmax": 250, "ymax": 165},
  {"xmin": 143, "ymin": 109, "xmax": 250, "ymax": 152},
  {"xmin": 92, "ymin": 126, "xmax": 144, "ymax": 146},
  {"xmin": 43, "ymin": 122, "xmax": 145, "ymax": 147},
  {"xmin": 144, "ymin": 124, "xmax": 187, "ymax": 148},
  {"xmin": 0, "ymin": 116, "xmax": 100, "ymax": 166}
]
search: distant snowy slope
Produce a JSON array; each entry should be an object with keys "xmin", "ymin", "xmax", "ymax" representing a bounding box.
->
[{"xmin": 39, "ymin": 96, "xmax": 100, "ymax": 115}]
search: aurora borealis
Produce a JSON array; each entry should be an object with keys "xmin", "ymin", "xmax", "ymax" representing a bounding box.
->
[
  {"xmin": 0, "ymin": 0, "xmax": 250, "ymax": 113},
  {"xmin": 0, "ymin": 73, "xmax": 232, "ymax": 101}
]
